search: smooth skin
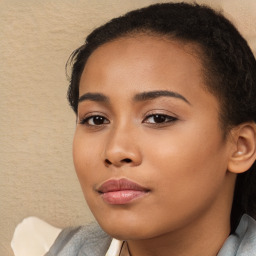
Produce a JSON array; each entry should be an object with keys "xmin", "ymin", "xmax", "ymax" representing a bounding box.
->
[{"xmin": 73, "ymin": 35, "xmax": 255, "ymax": 256}]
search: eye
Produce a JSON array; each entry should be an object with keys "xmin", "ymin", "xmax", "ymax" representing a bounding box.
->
[
  {"xmin": 79, "ymin": 115, "xmax": 110, "ymax": 126},
  {"xmin": 143, "ymin": 114, "xmax": 177, "ymax": 124}
]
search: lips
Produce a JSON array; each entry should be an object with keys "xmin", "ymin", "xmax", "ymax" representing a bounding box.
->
[{"xmin": 97, "ymin": 178, "xmax": 149, "ymax": 205}]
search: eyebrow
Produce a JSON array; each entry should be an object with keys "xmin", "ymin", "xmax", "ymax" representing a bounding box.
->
[
  {"xmin": 78, "ymin": 90, "xmax": 190, "ymax": 105},
  {"xmin": 78, "ymin": 93, "xmax": 109, "ymax": 103},
  {"xmin": 134, "ymin": 90, "xmax": 191, "ymax": 105}
]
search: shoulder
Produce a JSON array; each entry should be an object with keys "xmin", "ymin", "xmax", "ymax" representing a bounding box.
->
[
  {"xmin": 45, "ymin": 223, "xmax": 112, "ymax": 256},
  {"xmin": 218, "ymin": 214, "xmax": 256, "ymax": 256}
]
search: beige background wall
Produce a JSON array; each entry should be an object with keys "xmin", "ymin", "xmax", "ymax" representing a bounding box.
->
[{"xmin": 0, "ymin": 0, "xmax": 255, "ymax": 255}]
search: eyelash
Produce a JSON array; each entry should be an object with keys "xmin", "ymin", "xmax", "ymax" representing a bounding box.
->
[
  {"xmin": 79, "ymin": 113, "xmax": 177, "ymax": 127},
  {"xmin": 143, "ymin": 114, "xmax": 177, "ymax": 125},
  {"xmin": 79, "ymin": 115, "xmax": 110, "ymax": 126}
]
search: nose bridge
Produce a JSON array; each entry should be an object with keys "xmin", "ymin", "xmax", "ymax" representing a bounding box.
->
[{"xmin": 104, "ymin": 122, "xmax": 141, "ymax": 167}]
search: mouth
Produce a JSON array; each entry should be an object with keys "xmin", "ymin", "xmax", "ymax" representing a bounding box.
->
[{"xmin": 97, "ymin": 178, "xmax": 150, "ymax": 205}]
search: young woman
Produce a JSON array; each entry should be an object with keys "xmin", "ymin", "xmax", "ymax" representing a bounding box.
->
[{"xmin": 46, "ymin": 2, "xmax": 256, "ymax": 256}]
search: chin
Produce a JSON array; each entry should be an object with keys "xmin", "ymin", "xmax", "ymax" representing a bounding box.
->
[
  {"xmin": 95, "ymin": 214, "xmax": 162, "ymax": 241},
  {"xmin": 102, "ymin": 225, "xmax": 152, "ymax": 241}
]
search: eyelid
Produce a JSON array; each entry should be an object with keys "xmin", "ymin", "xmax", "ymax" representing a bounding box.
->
[
  {"xmin": 142, "ymin": 109, "xmax": 178, "ymax": 120},
  {"xmin": 143, "ymin": 114, "xmax": 177, "ymax": 124},
  {"xmin": 142, "ymin": 110, "xmax": 178, "ymax": 126},
  {"xmin": 78, "ymin": 111, "xmax": 110, "ymax": 125}
]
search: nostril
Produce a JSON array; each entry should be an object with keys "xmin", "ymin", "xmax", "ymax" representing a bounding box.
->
[
  {"xmin": 105, "ymin": 159, "xmax": 112, "ymax": 165},
  {"xmin": 121, "ymin": 158, "xmax": 132, "ymax": 163},
  {"xmin": 104, "ymin": 158, "xmax": 132, "ymax": 166}
]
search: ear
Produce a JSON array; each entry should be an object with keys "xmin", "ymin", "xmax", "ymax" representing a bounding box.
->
[{"xmin": 228, "ymin": 122, "xmax": 256, "ymax": 174}]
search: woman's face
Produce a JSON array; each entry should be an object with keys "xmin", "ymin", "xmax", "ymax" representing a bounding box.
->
[{"xmin": 73, "ymin": 35, "xmax": 235, "ymax": 240}]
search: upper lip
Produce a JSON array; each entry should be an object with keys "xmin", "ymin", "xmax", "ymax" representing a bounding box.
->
[{"xmin": 97, "ymin": 178, "xmax": 149, "ymax": 193}]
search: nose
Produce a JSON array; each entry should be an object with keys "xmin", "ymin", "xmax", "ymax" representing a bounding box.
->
[{"xmin": 103, "ymin": 127, "xmax": 142, "ymax": 168}]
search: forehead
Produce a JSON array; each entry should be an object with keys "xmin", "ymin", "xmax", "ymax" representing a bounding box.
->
[
  {"xmin": 80, "ymin": 35, "xmax": 207, "ymax": 99},
  {"xmin": 83, "ymin": 35, "xmax": 203, "ymax": 78},
  {"xmin": 85, "ymin": 35, "xmax": 201, "ymax": 78}
]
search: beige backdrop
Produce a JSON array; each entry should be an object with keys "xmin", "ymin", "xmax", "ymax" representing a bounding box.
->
[{"xmin": 0, "ymin": 0, "xmax": 255, "ymax": 255}]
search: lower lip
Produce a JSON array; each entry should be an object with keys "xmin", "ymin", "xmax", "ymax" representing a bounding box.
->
[{"xmin": 101, "ymin": 190, "xmax": 148, "ymax": 205}]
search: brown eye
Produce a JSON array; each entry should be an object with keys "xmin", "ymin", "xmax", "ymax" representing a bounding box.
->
[
  {"xmin": 80, "ymin": 115, "xmax": 110, "ymax": 126},
  {"xmin": 152, "ymin": 115, "xmax": 167, "ymax": 123},
  {"xmin": 144, "ymin": 114, "xmax": 177, "ymax": 124}
]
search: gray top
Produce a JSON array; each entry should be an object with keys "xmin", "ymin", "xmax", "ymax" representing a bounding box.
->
[
  {"xmin": 45, "ymin": 214, "xmax": 256, "ymax": 256},
  {"xmin": 218, "ymin": 214, "xmax": 256, "ymax": 256},
  {"xmin": 44, "ymin": 224, "xmax": 111, "ymax": 256}
]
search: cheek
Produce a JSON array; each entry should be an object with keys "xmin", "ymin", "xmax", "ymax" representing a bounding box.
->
[
  {"xmin": 73, "ymin": 131, "xmax": 105, "ymax": 213},
  {"xmin": 73, "ymin": 131, "xmax": 101, "ymax": 187},
  {"xmin": 145, "ymin": 122, "xmax": 228, "ymax": 202}
]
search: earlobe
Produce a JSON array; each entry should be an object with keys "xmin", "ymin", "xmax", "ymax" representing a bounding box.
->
[{"xmin": 228, "ymin": 123, "xmax": 256, "ymax": 174}]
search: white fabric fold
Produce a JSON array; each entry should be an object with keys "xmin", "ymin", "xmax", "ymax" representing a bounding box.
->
[{"xmin": 11, "ymin": 217, "xmax": 62, "ymax": 256}]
